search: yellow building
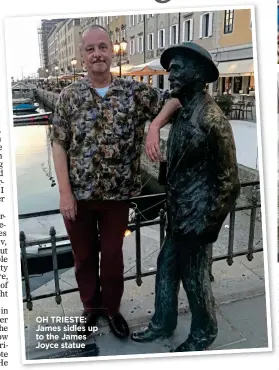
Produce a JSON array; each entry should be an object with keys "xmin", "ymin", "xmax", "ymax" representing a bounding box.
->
[{"xmin": 216, "ymin": 9, "xmax": 254, "ymax": 96}]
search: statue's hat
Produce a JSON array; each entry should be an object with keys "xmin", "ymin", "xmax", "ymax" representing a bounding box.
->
[{"xmin": 160, "ymin": 42, "xmax": 219, "ymax": 83}]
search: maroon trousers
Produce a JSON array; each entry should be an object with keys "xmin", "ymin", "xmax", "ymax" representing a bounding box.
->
[{"xmin": 64, "ymin": 200, "xmax": 129, "ymax": 316}]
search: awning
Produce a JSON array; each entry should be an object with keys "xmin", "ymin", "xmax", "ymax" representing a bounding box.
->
[
  {"xmin": 126, "ymin": 58, "xmax": 167, "ymax": 75},
  {"xmin": 110, "ymin": 64, "xmax": 133, "ymax": 76},
  {"xmin": 125, "ymin": 66, "xmax": 168, "ymax": 76},
  {"xmin": 217, "ymin": 59, "xmax": 254, "ymax": 77}
]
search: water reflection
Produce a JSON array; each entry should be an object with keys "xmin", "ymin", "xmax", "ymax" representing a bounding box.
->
[{"xmin": 15, "ymin": 124, "xmax": 59, "ymax": 214}]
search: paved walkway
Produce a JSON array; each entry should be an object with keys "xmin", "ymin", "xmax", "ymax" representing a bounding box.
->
[{"xmin": 23, "ymin": 249, "xmax": 269, "ymax": 361}]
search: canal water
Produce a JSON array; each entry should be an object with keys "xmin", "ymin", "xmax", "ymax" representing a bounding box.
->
[{"xmin": 15, "ymin": 124, "xmax": 59, "ymax": 215}]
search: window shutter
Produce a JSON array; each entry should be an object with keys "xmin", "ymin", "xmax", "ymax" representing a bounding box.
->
[
  {"xmin": 208, "ymin": 12, "xmax": 213, "ymax": 37},
  {"xmin": 158, "ymin": 30, "xmax": 160, "ymax": 48},
  {"xmin": 169, "ymin": 26, "xmax": 172, "ymax": 45},
  {"xmin": 163, "ymin": 29, "xmax": 165, "ymax": 47},
  {"xmin": 190, "ymin": 19, "xmax": 194, "ymax": 41},
  {"xmin": 199, "ymin": 14, "xmax": 203, "ymax": 38}
]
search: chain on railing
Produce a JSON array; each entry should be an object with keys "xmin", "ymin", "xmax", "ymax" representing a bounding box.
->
[{"xmin": 19, "ymin": 181, "xmax": 261, "ymax": 311}]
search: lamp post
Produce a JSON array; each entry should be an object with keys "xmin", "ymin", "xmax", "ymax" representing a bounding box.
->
[
  {"xmin": 71, "ymin": 58, "xmax": 77, "ymax": 82},
  {"xmin": 113, "ymin": 39, "xmax": 128, "ymax": 78},
  {"xmin": 54, "ymin": 66, "xmax": 59, "ymax": 85}
]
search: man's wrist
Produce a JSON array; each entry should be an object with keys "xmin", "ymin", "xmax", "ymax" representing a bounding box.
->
[
  {"xmin": 59, "ymin": 184, "xmax": 72, "ymax": 195},
  {"xmin": 149, "ymin": 121, "xmax": 161, "ymax": 132}
]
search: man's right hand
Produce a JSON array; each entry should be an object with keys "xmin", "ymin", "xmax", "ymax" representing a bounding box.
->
[{"xmin": 60, "ymin": 191, "xmax": 77, "ymax": 221}]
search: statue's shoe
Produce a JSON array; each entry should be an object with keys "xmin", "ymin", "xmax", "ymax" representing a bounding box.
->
[
  {"xmin": 131, "ymin": 326, "xmax": 174, "ymax": 343},
  {"xmin": 171, "ymin": 333, "xmax": 217, "ymax": 352}
]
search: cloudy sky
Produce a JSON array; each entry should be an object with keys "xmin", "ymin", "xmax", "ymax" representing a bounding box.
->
[{"xmin": 4, "ymin": 16, "xmax": 45, "ymax": 80}]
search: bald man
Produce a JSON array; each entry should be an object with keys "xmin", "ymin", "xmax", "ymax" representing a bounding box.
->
[{"xmin": 51, "ymin": 25, "xmax": 180, "ymax": 339}]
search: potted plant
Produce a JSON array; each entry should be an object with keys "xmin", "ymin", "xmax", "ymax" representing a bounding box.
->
[{"xmin": 214, "ymin": 94, "xmax": 234, "ymax": 116}]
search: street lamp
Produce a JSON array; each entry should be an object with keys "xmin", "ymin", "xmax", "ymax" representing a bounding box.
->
[
  {"xmin": 71, "ymin": 58, "xmax": 77, "ymax": 82},
  {"xmin": 113, "ymin": 38, "xmax": 128, "ymax": 77},
  {"xmin": 54, "ymin": 66, "xmax": 59, "ymax": 85}
]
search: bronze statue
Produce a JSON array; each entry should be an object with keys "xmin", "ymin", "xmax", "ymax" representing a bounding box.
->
[{"xmin": 131, "ymin": 42, "xmax": 240, "ymax": 352}]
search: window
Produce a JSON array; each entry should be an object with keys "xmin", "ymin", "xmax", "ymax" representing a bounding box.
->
[
  {"xmin": 158, "ymin": 28, "xmax": 165, "ymax": 48},
  {"xmin": 199, "ymin": 12, "xmax": 213, "ymax": 38},
  {"xmin": 224, "ymin": 10, "xmax": 234, "ymax": 34},
  {"xmin": 121, "ymin": 28, "xmax": 126, "ymax": 39},
  {"xmin": 183, "ymin": 19, "xmax": 193, "ymax": 41},
  {"xmin": 140, "ymin": 14, "xmax": 144, "ymax": 22},
  {"xmin": 137, "ymin": 35, "xmax": 144, "ymax": 53},
  {"xmin": 129, "ymin": 15, "xmax": 135, "ymax": 27},
  {"xmin": 130, "ymin": 38, "xmax": 135, "ymax": 55},
  {"xmin": 116, "ymin": 32, "xmax": 120, "ymax": 42},
  {"xmin": 158, "ymin": 75, "xmax": 164, "ymax": 89},
  {"xmin": 170, "ymin": 24, "xmax": 178, "ymax": 44},
  {"xmin": 148, "ymin": 33, "xmax": 154, "ymax": 50},
  {"xmin": 233, "ymin": 76, "xmax": 243, "ymax": 93}
]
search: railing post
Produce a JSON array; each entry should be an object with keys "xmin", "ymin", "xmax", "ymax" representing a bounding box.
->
[
  {"xmin": 135, "ymin": 212, "xmax": 142, "ymax": 287},
  {"xmin": 50, "ymin": 226, "xmax": 61, "ymax": 305},
  {"xmin": 20, "ymin": 231, "xmax": 33, "ymax": 311},
  {"xmin": 159, "ymin": 207, "xmax": 166, "ymax": 249},
  {"xmin": 227, "ymin": 206, "xmax": 236, "ymax": 266},
  {"xmin": 247, "ymin": 186, "xmax": 258, "ymax": 262}
]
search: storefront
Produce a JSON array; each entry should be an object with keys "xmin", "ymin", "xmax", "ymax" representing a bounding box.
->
[{"xmin": 216, "ymin": 59, "xmax": 254, "ymax": 95}]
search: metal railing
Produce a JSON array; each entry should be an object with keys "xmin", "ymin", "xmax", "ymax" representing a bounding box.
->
[{"xmin": 19, "ymin": 181, "xmax": 261, "ymax": 311}]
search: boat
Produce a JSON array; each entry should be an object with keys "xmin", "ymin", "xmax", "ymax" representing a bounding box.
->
[
  {"xmin": 13, "ymin": 111, "xmax": 52, "ymax": 125},
  {"xmin": 13, "ymin": 102, "xmax": 39, "ymax": 113},
  {"xmin": 12, "ymin": 82, "xmax": 38, "ymax": 113}
]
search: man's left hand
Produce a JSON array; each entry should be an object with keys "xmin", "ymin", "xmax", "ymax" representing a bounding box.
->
[{"xmin": 145, "ymin": 125, "xmax": 161, "ymax": 162}]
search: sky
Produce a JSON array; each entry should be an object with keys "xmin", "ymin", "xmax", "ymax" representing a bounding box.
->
[{"xmin": 4, "ymin": 17, "xmax": 45, "ymax": 80}]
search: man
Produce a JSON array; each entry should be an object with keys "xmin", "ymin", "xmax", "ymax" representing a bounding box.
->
[
  {"xmin": 131, "ymin": 42, "xmax": 240, "ymax": 351},
  {"xmin": 50, "ymin": 25, "xmax": 180, "ymax": 339}
]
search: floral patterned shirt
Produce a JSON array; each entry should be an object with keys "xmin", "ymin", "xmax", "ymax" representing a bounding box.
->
[{"xmin": 51, "ymin": 76, "xmax": 170, "ymax": 201}]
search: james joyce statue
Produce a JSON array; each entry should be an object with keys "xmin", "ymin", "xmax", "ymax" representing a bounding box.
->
[{"xmin": 131, "ymin": 42, "xmax": 241, "ymax": 352}]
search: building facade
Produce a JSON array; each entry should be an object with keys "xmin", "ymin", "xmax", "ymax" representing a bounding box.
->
[
  {"xmin": 124, "ymin": 9, "xmax": 253, "ymax": 93},
  {"xmin": 46, "ymin": 18, "xmax": 83, "ymax": 75},
  {"xmin": 214, "ymin": 9, "xmax": 254, "ymax": 95},
  {"xmin": 37, "ymin": 19, "xmax": 65, "ymax": 73}
]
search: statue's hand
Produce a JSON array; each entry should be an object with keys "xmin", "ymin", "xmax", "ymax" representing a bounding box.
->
[{"xmin": 145, "ymin": 125, "xmax": 161, "ymax": 162}]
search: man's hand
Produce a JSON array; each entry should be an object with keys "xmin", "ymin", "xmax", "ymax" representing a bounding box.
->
[
  {"xmin": 145, "ymin": 125, "xmax": 161, "ymax": 162},
  {"xmin": 60, "ymin": 191, "xmax": 77, "ymax": 221}
]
